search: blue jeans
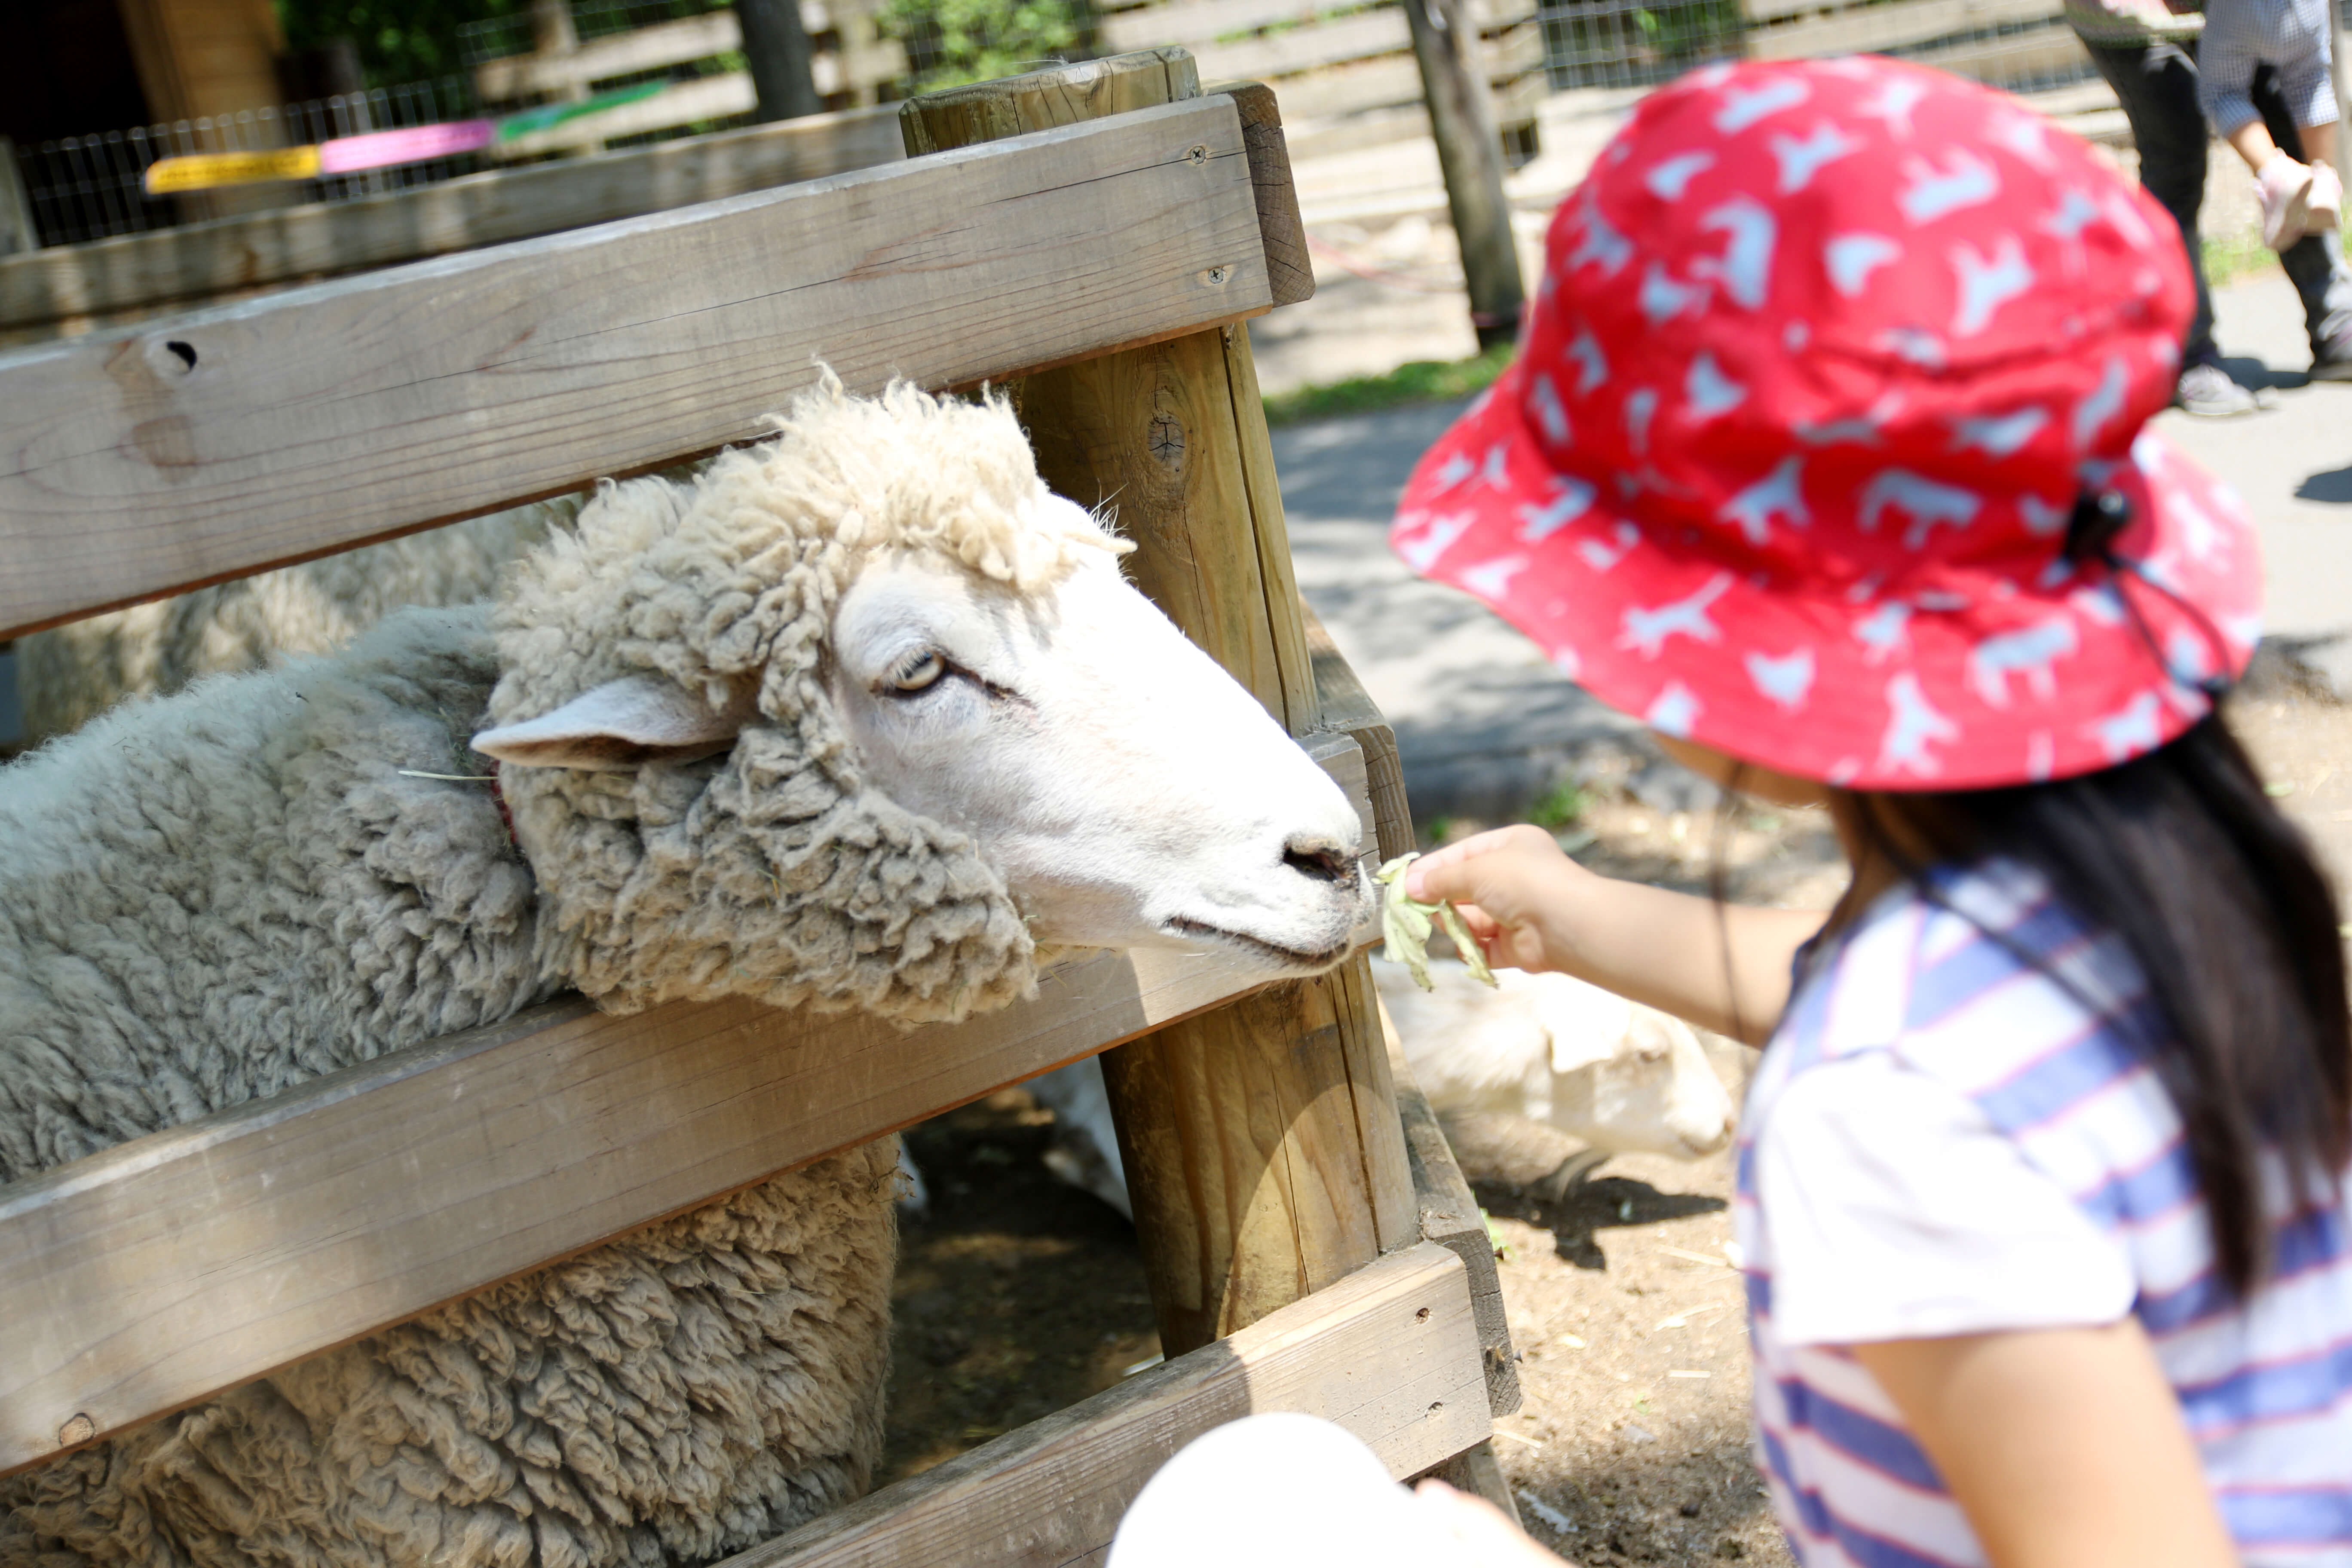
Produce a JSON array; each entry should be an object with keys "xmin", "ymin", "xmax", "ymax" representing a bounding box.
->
[{"xmin": 2081, "ymin": 34, "xmax": 2352, "ymax": 364}]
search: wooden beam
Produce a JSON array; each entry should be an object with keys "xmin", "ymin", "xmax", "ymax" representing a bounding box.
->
[
  {"xmin": 904, "ymin": 55, "xmax": 1418, "ymax": 1363},
  {"xmin": 741, "ymin": 1242, "xmax": 1490, "ymax": 1567},
  {"xmin": 477, "ymin": 9, "xmax": 744, "ymax": 98},
  {"xmin": 1303, "ymin": 597, "xmax": 1411, "ymax": 864},
  {"xmin": 0, "ymin": 108, "xmax": 906, "ymax": 334},
  {"xmin": 1403, "ymin": 0, "xmax": 1526, "ymax": 349},
  {"xmin": 1381, "ymin": 996, "xmax": 1521, "ymax": 1419},
  {"xmin": 0, "ymin": 96, "xmax": 1272, "ymax": 641},
  {"xmin": 0, "ymin": 742, "xmax": 1375, "ymax": 1480},
  {"xmin": 1213, "ymin": 82, "xmax": 1315, "ymax": 310}
]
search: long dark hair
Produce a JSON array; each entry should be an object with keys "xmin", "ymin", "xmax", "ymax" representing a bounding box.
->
[{"xmin": 1829, "ymin": 713, "xmax": 2350, "ymax": 1298}]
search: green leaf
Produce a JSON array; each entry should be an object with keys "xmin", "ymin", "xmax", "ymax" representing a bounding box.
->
[{"xmin": 1374, "ymin": 852, "xmax": 1498, "ymax": 991}]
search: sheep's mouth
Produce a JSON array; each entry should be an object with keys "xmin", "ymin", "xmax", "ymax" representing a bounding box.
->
[{"xmin": 1162, "ymin": 917, "xmax": 1352, "ymax": 972}]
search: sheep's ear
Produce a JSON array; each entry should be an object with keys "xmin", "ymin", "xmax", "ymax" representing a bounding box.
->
[
  {"xmin": 472, "ymin": 674, "xmax": 755, "ymax": 771},
  {"xmin": 1544, "ymin": 977, "xmax": 1633, "ymax": 1076}
]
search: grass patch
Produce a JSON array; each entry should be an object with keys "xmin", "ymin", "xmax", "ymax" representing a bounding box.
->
[
  {"xmin": 2202, "ymin": 224, "xmax": 2352, "ymax": 290},
  {"xmin": 1262, "ymin": 342, "xmax": 1516, "ymax": 428}
]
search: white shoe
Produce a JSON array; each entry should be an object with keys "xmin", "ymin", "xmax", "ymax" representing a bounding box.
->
[
  {"xmin": 2307, "ymin": 162, "xmax": 2344, "ymax": 238},
  {"xmin": 2259, "ymin": 153, "xmax": 2316, "ymax": 250}
]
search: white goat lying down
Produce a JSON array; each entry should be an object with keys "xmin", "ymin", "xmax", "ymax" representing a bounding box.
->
[
  {"xmin": 0, "ymin": 380, "xmax": 1370, "ymax": 1568},
  {"xmin": 1375, "ymin": 957, "xmax": 1736, "ymax": 1195}
]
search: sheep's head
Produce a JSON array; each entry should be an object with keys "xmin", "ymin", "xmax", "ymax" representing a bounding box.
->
[{"xmin": 476, "ymin": 379, "xmax": 1369, "ymax": 1024}]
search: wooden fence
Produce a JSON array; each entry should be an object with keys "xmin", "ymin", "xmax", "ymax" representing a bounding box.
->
[
  {"xmin": 472, "ymin": 0, "xmax": 909, "ymax": 155},
  {"xmin": 1740, "ymin": 0, "xmax": 2088, "ymax": 88},
  {"xmin": 0, "ymin": 52, "xmax": 1519, "ymax": 1558}
]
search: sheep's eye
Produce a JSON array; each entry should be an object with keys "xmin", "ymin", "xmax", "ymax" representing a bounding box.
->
[{"xmin": 885, "ymin": 652, "xmax": 948, "ymax": 694}]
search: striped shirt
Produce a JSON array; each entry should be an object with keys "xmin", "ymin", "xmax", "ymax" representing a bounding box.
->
[{"xmin": 1737, "ymin": 860, "xmax": 2352, "ymax": 1568}]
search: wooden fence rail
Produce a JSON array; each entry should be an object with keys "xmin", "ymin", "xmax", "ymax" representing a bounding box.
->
[
  {"xmin": 0, "ymin": 735, "xmax": 1374, "ymax": 1479},
  {"xmin": 1, "ymin": 50, "xmax": 1509, "ymax": 1547},
  {"xmin": 0, "ymin": 95, "xmax": 1278, "ymax": 640}
]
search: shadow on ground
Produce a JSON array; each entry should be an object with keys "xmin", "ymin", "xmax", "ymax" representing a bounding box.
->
[
  {"xmin": 1479, "ymin": 1175, "xmax": 1730, "ymax": 1271},
  {"xmin": 2295, "ymin": 465, "xmax": 2352, "ymax": 504}
]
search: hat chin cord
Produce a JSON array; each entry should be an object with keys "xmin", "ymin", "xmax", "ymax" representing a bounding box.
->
[{"xmin": 2064, "ymin": 486, "xmax": 2235, "ymax": 707}]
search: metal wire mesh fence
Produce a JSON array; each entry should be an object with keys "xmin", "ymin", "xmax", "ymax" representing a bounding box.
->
[
  {"xmin": 15, "ymin": 76, "xmax": 484, "ymax": 250},
  {"xmin": 1538, "ymin": 0, "xmax": 2105, "ymax": 95},
  {"xmin": 456, "ymin": 0, "xmax": 733, "ymax": 70}
]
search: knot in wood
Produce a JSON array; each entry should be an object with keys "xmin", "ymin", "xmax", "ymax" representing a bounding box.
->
[
  {"xmin": 57, "ymin": 1413, "xmax": 95, "ymax": 1447},
  {"xmin": 1147, "ymin": 412, "xmax": 1185, "ymax": 472}
]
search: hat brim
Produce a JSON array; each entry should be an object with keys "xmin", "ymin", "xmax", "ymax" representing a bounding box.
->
[{"xmin": 1392, "ymin": 363, "xmax": 2262, "ymax": 792}]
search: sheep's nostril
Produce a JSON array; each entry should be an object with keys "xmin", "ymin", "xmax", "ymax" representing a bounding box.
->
[{"xmin": 1282, "ymin": 842, "xmax": 1355, "ymax": 885}]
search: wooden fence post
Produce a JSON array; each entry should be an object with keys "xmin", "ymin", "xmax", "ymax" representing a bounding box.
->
[
  {"xmin": 1400, "ymin": 0, "xmax": 1526, "ymax": 349},
  {"xmin": 903, "ymin": 52, "xmax": 1419, "ymax": 1357},
  {"xmin": 740, "ymin": 0, "xmax": 825, "ymax": 120}
]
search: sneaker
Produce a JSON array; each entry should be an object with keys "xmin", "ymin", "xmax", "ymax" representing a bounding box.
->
[
  {"xmin": 2174, "ymin": 359, "xmax": 2265, "ymax": 414},
  {"xmin": 2311, "ymin": 333, "xmax": 2352, "ymax": 383},
  {"xmin": 2307, "ymin": 162, "xmax": 2344, "ymax": 237},
  {"xmin": 2259, "ymin": 153, "xmax": 2317, "ymax": 250}
]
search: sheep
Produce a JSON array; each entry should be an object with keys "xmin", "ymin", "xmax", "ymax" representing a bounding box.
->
[
  {"xmin": 1374, "ymin": 957, "xmax": 1736, "ymax": 1199},
  {"xmin": 0, "ymin": 378, "xmax": 1372, "ymax": 1568},
  {"xmin": 13, "ymin": 502, "xmax": 573, "ymax": 744}
]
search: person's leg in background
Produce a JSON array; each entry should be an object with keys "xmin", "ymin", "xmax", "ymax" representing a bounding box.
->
[
  {"xmin": 2253, "ymin": 61, "xmax": 2352, "ymax": 375},
  {"xmin": 2087, "ymin": 34, "xmax": 2268, "ymax": 411}
]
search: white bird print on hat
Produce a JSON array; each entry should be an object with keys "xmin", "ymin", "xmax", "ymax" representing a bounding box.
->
[
  {"xmin": 1770, "ymin": 124, "xmax": 1860, "ymax": 193},
  {"xmin": 1899, "ymin": 149, "xmax": 2000, "ymax": 223}
]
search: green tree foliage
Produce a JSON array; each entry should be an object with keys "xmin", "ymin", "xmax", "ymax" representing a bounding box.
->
[
  {"xmin": 275, "ymin": 0, "xmax": 531, "ymax": 87},
  {"xmin": 881, "ymin": 0, "xmax": 1087, "ymax": 90}
]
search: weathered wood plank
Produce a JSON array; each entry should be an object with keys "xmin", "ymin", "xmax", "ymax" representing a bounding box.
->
[
  {"xmin": 1746, "ymin": 0, "xmax": 2061, "ymax": 58},
  {"xmin": 1102, "ymin": 0, "xmax": 1533, "ymax": 53},
  {"xmin": 0, "ymin": 741, "xmax": 1375, "ymax": 1480},
  {"xmin": 476, "ymin": 8, "xmax": 748, "ymax": 98},
  {"xmin": 0, "ymin": 96, "xmax": 1272, "ymax": 641},
  {"xmin": 1382, "ymin": 995, "xmax": 1522, "ymax": 1419},
  {"xmin": 0, "ymin": 107, "xmax": 906, "ymax": 333},
  {"xmin": 742, "ymin": 1241, "xmax": 1490, "ymax": 1568},
  {"xmin": 1211, "ymin": 82, "xmax": 1314, "ymax": 309},
  {"xmin": 1304, "ymin": 598, "xmax": 1412, "ymax": 864}
]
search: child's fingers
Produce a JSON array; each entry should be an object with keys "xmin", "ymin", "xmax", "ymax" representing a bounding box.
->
[{"xmin": 1405, "ymin": 824, "xmax": 1553, "ymax": 902}]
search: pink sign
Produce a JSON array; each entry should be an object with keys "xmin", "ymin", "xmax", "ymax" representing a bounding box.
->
[{"xmin": 316, "ymin": 120, "xmax": 496, "ymax": 175}]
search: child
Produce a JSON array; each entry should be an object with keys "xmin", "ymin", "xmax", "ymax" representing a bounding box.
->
[
  {"xmin": 1380, "ymin": 55, "xmax": 2352, "ymax": 1568},
  {"xmin": 1110, "ymin": 53, "xmax": 2348, "ymax": 1568},
  {"xmin": 2196, "ymin": 0, "xmax": 2343, "ymax": 247}
]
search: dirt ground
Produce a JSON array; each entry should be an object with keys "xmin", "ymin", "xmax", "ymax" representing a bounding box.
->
[{"xmin": 884, "ymin": 659, "xmax": 2352, "ymax": 1562}]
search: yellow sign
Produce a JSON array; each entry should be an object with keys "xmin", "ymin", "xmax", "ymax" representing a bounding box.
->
[{"xmin": 143, "ymin": 147, "xmax": 322, "ymax": 195}]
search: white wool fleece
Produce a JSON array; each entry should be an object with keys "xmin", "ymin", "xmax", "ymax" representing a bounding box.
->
[
  {"xmin": 0, "ymin": 379, "xmax": 1109, "ymax": 1568},
  {"xmin": 0, "ymin": 608, "xmax": 896, "ymax": 1568}
]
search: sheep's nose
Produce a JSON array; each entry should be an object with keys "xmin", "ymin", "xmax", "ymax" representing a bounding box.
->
[{"xmin": 1280, "ymin": 836, "xmax": 1357, "ymax": 885}]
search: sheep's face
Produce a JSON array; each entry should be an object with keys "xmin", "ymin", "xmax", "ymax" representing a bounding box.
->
[
  {"xmin": 1551, "ymin": 1011, "xmax": 1736, "ymax": 1160},
  {"xmin": 825, "ymin": 505, "xmax": 1371, "ymax": 974},
  {"xmin": 474, "ymin": 382, "xmax": 1369, "ymax": 1023}
]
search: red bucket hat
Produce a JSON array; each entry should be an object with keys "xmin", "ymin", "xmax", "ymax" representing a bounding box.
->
[{"xmin": 1392, "ymin": 57, "xmax": 2261, "ymax": 790}]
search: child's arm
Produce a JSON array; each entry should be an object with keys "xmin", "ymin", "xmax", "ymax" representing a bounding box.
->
[
  {"xmin": 1852, "ymin": 1325, "xmax": 2238, "ymax": 1568},
  {"xmin": 1405, "ymin": 824, "xmax": 1825, "ymax": 1044}
]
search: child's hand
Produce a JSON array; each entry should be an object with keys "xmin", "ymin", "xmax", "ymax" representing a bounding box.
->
[{"xmin": 1403, "ymin": 824, "xmax": 1589, "ymax": 975}]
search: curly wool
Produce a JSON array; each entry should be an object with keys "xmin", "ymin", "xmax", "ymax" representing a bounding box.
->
[
  {"xmin": 2, "ymin": 380, "xmax": 1110, "ymax": 1568},
  {"xmin": 0, "ymin": 609, "xmax": 895, "ymax": 1568},
  {"xmin": 494, "ymin": 377, "xmax": 1123, "ymax": 1021},
  {"xmin": 14, "ymin": 503, "xmax": 570, "ymax": 743}
]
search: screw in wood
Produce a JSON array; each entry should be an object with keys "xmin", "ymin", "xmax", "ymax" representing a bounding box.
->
[{"xmin": 1185, "ymin": 144, "xmax": 1209, "ymax": 165}]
